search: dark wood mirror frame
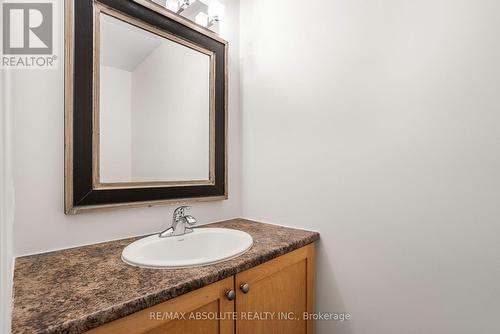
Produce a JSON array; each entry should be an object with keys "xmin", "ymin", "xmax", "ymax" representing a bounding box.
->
[{"xmin": 65, "ymin": 0, "xmax": 228, "ymax": 214}]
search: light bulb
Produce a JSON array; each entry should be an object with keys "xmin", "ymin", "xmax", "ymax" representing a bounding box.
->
[
  {"xmin": 195, "ymin": 12, "xmax": 209, "ymax": 27},
  {"xmin": 165, "ymin": 0, "xmax": 180, "ymax": 12},
  {"xmin": 208, "ymin": 0, "xmax": 224, "ymax": 20}
]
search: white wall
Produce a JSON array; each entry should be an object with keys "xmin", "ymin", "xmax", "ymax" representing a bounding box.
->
[
  {"xmin": 1, "ymin": 65, "xmax": 14, "ymax": 334},
  {"xmin": 100, "ymin": 66, "xmax": 132, "ymax": 182},
  {"xmin": 12, "ymin": 0, "xmax": 241, "ymax": 256},
  {"xmin": 240, "ymin": 0, "xmax": 500, "ymax": 333}
]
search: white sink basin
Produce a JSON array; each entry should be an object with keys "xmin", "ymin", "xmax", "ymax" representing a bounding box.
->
[{"xmin": 122, "ymin": 228, "xmax": 253, "ymax": 269}]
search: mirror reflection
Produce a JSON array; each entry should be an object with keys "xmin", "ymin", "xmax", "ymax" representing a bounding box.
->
[{"xmin": 98, "ymin": 13, "xmax": 212, "ymax": 184}]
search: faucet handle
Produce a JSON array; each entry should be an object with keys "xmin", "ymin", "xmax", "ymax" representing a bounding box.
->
[
  {"xmin": 173, "ymin": 206, "xmax": 191, "ymax": 217},
  {"xmin": 184, "ymin": 215, "xmax": 197, "ymax": 226}
]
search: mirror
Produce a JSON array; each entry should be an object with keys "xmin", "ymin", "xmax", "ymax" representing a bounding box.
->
[
  {"xmin": 98, "ymin": 13, "xmax": 214, "ymax": 185},
  {"xmin": 65, "ymin": 0, "xmax": 227, "ymax": 214}
]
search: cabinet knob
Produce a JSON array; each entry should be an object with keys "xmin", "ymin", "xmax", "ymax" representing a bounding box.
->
[
  {"xmin": 225, "ymin": 289, "xmax": 236, "ymax": 300},
  {"xmin": 240, "ymin": 283, "xmax": 250, "ymax": 294}
]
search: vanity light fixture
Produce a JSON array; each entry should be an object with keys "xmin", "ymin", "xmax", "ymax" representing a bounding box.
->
[
  {"xmin": 194, "ymin": 0, "xmax": 224, "ymax": 28},
  {"xmin": 195, "ymin": 12, "xmax": 209, "ymax": 26},
  {"xmin": 165, "ymin": 0, "xmax": 196, "ymax": 14},
  {"xmin": 195, "ymin": 11, "xmax": 219, "ymax": 28},
  {"xmin": 208, "ymin": 15, "xmax": 219, "ymax": 27},
  {"xmin": 208, "ymin": 0, "xmax": 224, "ymax": 21}
]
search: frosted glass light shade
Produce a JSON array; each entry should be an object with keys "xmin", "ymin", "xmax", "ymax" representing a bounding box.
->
[
  {"xmin": 195, "ymin": 12, "xmax": 209, "ymax": 27},
  {"xmin": 165, "ymin": 0, "xmax": 180, "ymax": 12},
  {"xmin": 208, "ymin": 0, "xmax": 224, "ymax": 19}
]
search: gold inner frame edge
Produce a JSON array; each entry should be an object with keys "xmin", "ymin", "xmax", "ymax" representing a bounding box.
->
[{"xmin": 92, "ymin": 2, "xmax": 217, "ymax": 190}]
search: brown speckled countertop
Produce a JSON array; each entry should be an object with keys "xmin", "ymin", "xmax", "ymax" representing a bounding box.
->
[{"xmin": 12, "ymin": 219, "xmax": 319, "ymax": 334}]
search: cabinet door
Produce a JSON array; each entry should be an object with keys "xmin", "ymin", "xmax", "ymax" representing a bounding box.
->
[
  {"xmin": 235, "ymin": 244, "xmax": 315, "ymax": 334},
  {"xmin": 87, "ymin": 277, "xmax": 234, "ymax": 334}
]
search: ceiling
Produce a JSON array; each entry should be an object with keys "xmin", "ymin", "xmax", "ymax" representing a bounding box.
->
[{"xmin": 100, "ymin": 13, "xmax": 162, "ymax": 72}]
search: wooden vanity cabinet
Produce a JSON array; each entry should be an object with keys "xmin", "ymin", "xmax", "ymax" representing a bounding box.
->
[
  {"xmin": 235, "ymin": 244, "xmax": 315, "ymax": 334},
  {"xmin": 88, "ymin": 277, "xmax": 235, "ymax": 334},
  {"xmin": 87, "ymin": 244, "xmax": 315, "ymax": 334}
]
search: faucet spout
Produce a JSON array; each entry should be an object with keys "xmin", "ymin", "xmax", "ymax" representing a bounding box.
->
[{"xmin": 159, "ymin": 206, "xmax": 197, "ymax": 238}]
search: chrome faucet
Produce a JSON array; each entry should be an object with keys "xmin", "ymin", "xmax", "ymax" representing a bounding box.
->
[{"xmin": 159, "ymin": 206, "xmax": 197, "ymax": 238}]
